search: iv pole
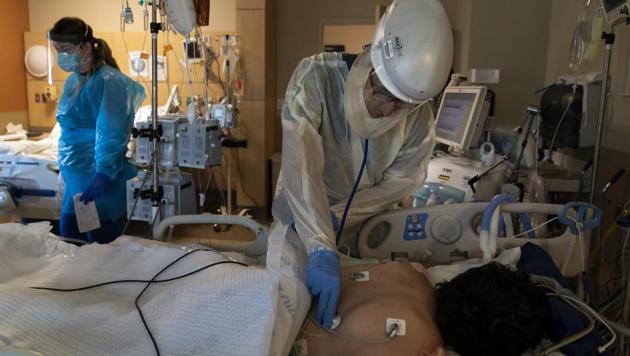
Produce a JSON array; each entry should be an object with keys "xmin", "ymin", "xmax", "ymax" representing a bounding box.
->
[
  {"xmin": 589, "ymin": 13, "xmax": 629, "ymax": 204},
  {"xmin": 150, "ymin": 0, "xmax": 162, "ymax": 223}
]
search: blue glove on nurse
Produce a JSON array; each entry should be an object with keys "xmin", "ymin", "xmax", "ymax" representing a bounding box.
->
[
  {"xmin": 80, "ymin": 172, "xmax": 110, "ymax": 203},
  {"xmin": 306, "ymin": 249, "xmax": 341, "ymax": 328}
]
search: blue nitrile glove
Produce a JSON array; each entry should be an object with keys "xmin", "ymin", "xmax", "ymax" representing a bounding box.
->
[
  {"xmin": 80, "ymin": 173, "xmax": 111, "ymax": 203},
  {"xmin": 306, "ymin": 249, "xmax": 341, "ymax": 328}
]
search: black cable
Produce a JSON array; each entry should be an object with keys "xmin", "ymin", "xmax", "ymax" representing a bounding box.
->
[
  {"xmin": 30, "ymin": 259, "xmax": 246, "ymax": 292},
  {"xmin": 133, "ymin": 249, "xmax": 229, "ymax": 355},
  {"xmin": 208, "ymin": 168, "xmax": 228, "ymax": 212},
  {"xmin": 31, "ymin": 249, "xmax": 247, "ymax": 356},
  {"xmin": 122, "ymin": 167, "xmax": 151, "ymax": 236}
]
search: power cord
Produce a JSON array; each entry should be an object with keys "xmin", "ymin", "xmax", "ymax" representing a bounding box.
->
[
  {"xmin": 542, "ymin": 285, "xmax": 616, "ymax": 354},
  {"xmin": 122, "ymin": 168, "xmax": 151, "ymax": 236},
  {"xmin": 508, "ymin": 216, "xmax": 560, "ymax": 239},
  {"xmin": 546, "ymin": 84, "xmax": 577, "ymax": 162},
  {"xmin": 562, "ymin": 216, "xmax": 586, "ymax": 275},
  {"xmin": 560, "ymin": 293, "xmax": 617, "ymax": 353},
  {"xmin": 542, "ymin": 291, "xmax": 596, "ymax": 355},
  {"xmin": 31, "ymin": 249, "xmax": 247, "ymax": 356}
]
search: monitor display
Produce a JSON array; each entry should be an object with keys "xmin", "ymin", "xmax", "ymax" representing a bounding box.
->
[{"xmin": 435, "ymin": 92, "xmax": 477, "ymax": 145}]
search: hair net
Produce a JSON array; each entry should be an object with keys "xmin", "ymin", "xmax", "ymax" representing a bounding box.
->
[
  {"xmin": 56, "ymin": 65, "xmax": 146, "ymax": 221},
  {"xmin": 273, "ymin": 53, "xmax": 435, "ymax": 255}
]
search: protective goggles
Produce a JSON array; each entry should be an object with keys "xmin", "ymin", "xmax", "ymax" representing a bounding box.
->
[{"xmin": 367, "ymin": 71, "xmax": 401, "ymax": 104}]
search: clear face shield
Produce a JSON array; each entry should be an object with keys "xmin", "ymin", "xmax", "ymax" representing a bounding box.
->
[
  {"xmin": 363, "ymin": 70, "xmax": 415, "ymax": 118},
  {"xmin": 47, "ymin": 37, "xmax": 54, "ymax": 85},
  {"xmin": 344, "ymin": 50, "xmax": 426, "ymax": 139},
  {"xmin": 48, "ymin": 25, "xmax": 90, "ymax": 75}
]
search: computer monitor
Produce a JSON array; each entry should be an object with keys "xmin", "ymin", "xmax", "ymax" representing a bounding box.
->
[
  {"xmin": 435, "ymin": 86, "xmax": 488, "ymax": 153},
  {"xmin": 601, "ymin": 0, "xmax": 629, "ymax": 22}
]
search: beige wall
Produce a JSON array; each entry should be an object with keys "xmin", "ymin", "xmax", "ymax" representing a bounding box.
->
[
  {"xmin": 323, "ymin": 25, "xmax": 375, "ymax": 54},
  {"xmin": 275, "ymin": 0, "xmax": 392, "ymax": 152},
  {"xmin": 545, "ymin": 0, "xmax": 580, "ymax": 84},
  {"xmin": 0, "ymin": 1, "xmax": 30, "ymax": 130},
  {"xmin": 602, "ymin": 26, "xmax": 630, "ymax": 153},
  {"xmin": 468, "ymin": 0, "xmax": 551, "ymax": 128},
  {"xmin": 545, "ymin": 0, "xmax": 603, "ymax": 84},
  {"xmin": 276, "ymin": 0, "xmax": 391, "ymax": 103},
  {"xmin": 442, "ymin": 0, "xmax": 551, "ymax": 128},
  {"xmin": 441, "ymin": 0, "xmax": 471, "ymax": 74},
  {"xmin": 544, "ymin": 0, "xmax": 603, "ymax": 84},
  {"xmin": 276, "ymin": 0, "xmax": 551, "ymax": 130},
  {"xmin": 28, "ymin": 0, "xmax": 236, "ymax": 32},
  {"xmin": 232, "ymin": 0, "xmax": 276, "ymax": 208}
]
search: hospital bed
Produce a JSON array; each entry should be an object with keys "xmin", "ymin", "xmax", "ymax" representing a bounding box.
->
[
  {"xmin": 0, "ymin": 219, "xmax": 309, "ymax": 356},
  {"xmin": 0, "ymin": 100, "xmax": 177, "ymax": 222},
  {"xmin": 0, "ymin": 202, "xmax": 602, "ymax": 355},
  {"xmin": 358, "ymin": 202, "xmax": 592, "ymax": 278},
  {"xmin": 0, "ymin": 124, "xmax": 61, "ymax": 221}
]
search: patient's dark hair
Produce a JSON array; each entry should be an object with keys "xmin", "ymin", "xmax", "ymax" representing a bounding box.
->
[
  {"xmin": 48, "ymin": 17, "xmax": 119, "ymax": 72},
  {"xmin": 435, "ymin": 262, "xmax": 551, "ymax": 356}
]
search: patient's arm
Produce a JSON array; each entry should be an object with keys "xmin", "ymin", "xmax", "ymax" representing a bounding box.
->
[{"xmin": 301, "ymin": 262, "xmax": 444, "ymax": 356}]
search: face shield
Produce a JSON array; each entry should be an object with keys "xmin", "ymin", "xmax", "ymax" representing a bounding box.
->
[
  {"xmin": 47, "ymin": 37, "xmax": 54, "ymax": 85},
  {"xmin": 344, "ymin": 50, "xmax": 425, "ymax": 139},
  {"xmin": 51, "ymin": 42, "xmax": 87, "ymax": 73},
  {"xmin": 370, "ymin": 0, "xmax": 453, "ymax": 104},
  {"xmin": 344, "ymin": 0, "xmax": 453, "ymax": 139},
  {"xmin": 48, "ymin": 25, "xmax": 90, "ymax": 74}
]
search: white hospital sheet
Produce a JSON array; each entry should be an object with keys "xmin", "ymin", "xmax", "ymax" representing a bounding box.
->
[
  {"xmin": 427, "ymin": 247, "xmax": 521, "ymax": 286},
  {"xmin": 0, "ymin": 222, "xmax": 309, "ymax": 356},
  {"xmin": 0, "ymin": 124, "xmax": 59, "ymax": 160}
]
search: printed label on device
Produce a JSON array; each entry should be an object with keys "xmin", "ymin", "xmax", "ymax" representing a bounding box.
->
[
  {"xmin": 383, "ymin": 40, "xmax": 394, "ymax": 59},
  {"xmin": 73, "ymin": 194, "xmax": 101, "ymax": 233},
  {"xmin": 404, "ymin": 213, "xmax": 428, "ymax": 241}
]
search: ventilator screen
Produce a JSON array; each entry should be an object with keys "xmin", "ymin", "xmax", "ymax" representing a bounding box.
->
[{"xmin": 435, "ymin": 92, "xmax": 476, "ymax": 145}]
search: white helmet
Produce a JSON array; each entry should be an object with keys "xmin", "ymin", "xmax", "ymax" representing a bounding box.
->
[{"xmin": 370, "ymin": 0, "xmax": 454, "ymax": 104}]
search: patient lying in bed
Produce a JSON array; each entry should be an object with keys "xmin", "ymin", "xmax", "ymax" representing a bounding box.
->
[
  {"xmin": 300, "ymin": 261, "xmax": 444, "ymax": 356},
  {"xmin": 299, "ymin": 261, "xmax": 551, "ymax": 356}
]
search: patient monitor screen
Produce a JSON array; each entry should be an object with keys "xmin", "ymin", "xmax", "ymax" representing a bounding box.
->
[{"xmin": 435, "ymin": 92, "xmax": 477, "ymax": 145}]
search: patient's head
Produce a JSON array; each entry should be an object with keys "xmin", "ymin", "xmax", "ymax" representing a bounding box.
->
[{"xmin": 435, "ymin": 262, "xmax": 551, "ymax": 356}]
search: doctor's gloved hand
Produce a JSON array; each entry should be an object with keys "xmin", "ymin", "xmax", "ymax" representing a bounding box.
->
[
  {"xmin": 306, "ymin": 249, "xmax": 341, "ymax": 328},
  {"xmin": 80, "ymin": 172, "xmax": 111, "ymax": 203}
]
